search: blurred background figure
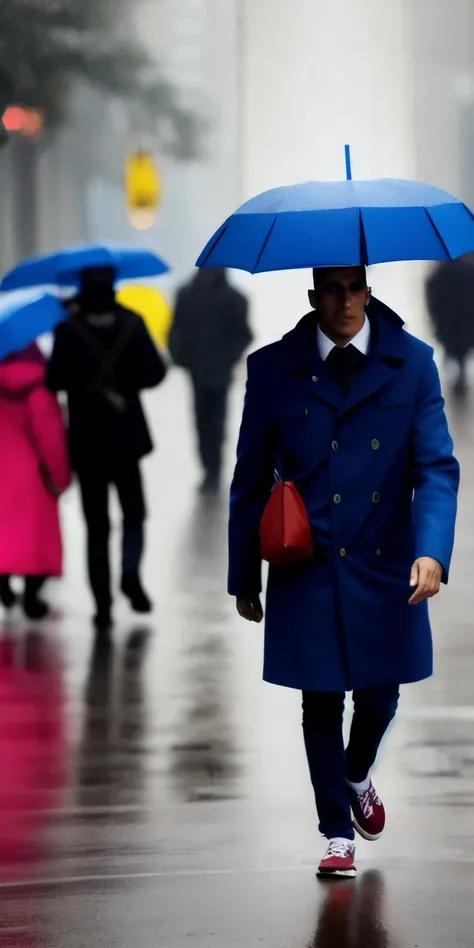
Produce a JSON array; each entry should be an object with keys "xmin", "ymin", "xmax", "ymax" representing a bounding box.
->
[
  {"xmin": 47, "ymin": 266, "xmax": 167, "ymax": 635},
  {"xmin": 0, "ymin": 343, "xmax": 71, "ymax": 619},
  {"xmin": 170, "ymin": 268, "xmax": 252, "ymax": 494},
  {"xmin": 425, "ymin": 254, "xmax": 474, "ymax": 398}
]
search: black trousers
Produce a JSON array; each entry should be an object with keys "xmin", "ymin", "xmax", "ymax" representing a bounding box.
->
[
  {"xmin": 192, "ymin": 382, "xmax": 229, "ymax": 482},
  {"xmin": 77, "ymin": 460, "xmax": 146, "ymax": 613},
  {"xmin": 302, "ymin": 686, "xmax": 400, "ymax": 840}
]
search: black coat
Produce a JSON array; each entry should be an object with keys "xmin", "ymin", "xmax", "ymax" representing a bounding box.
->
[
  {"xmin": 426, "ymin": 254, "xmax": 474, "ymax": 359},
  {"xmin": 47, "ymin": 304, "xmax": 167, "ymax": 470},
  {"xmin": 169, "ymin": 272, "xmax": 252, "ymax": 388}
]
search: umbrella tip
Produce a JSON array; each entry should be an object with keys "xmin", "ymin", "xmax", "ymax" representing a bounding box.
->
[{"xmin": 345, "ymin": 144, "xmax": 352, "ymax": 181}]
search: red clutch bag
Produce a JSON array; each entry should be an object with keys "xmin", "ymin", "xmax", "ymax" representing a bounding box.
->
[{"xmin": 260, "ymin": 479, "xmax": 314, "ymax": 566}]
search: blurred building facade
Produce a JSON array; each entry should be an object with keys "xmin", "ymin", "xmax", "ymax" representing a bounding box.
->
[
  {"xmin": 410, "ymin": 0, "xmax": 474, "ymax": 205},
  {"xmin": 0, "ymin": 0, "xmax": 241, "ymax": 291},
  {"xmin": 0, "ymin": 0, "xmax": 473, "ymax": 333},
  {"xmin": 240, "ymin": 0, "xmax": 418, "ymax": 340},
  {"xmin": 135, "ymin": 0, "xmax": 241, "ymax": 284},
  {"xmin": 241, "ymin": 0, "xmax": 474, "ymax": 341}
]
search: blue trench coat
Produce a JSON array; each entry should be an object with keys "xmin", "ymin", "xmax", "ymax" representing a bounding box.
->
[{"xmin": 228, "ymin": 299, "xmax": 459, "ymax": 692}]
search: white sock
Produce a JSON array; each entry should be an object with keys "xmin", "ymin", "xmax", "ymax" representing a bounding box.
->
[
  {"xmin": 347, "ymin": 775, "xmax": 371, "ymax": 793},
  {"xmin": 329, "ymin": 837, "xmax": 354, "ymax": 847}
]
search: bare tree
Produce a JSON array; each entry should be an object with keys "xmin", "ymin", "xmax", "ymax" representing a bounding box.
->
[
  {"xmin": 0, "ymin": 0, "xmax": 203, "ymax": 258},
  {"xmin": 0, "ymin": 0, "xmax": 200, "ymax": 156}
]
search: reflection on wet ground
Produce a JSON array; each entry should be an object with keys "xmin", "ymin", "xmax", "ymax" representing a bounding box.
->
[
  {"xmin": 0, "ymin": 376, "xmax": 474, "ymax": 945},
  {"xmin": 311, "ymin": 873, "xmax": 397, "ymax": 948},
  {"xmin": 169, "ymin": 497, "xmax": 240, "ymax": 804}
]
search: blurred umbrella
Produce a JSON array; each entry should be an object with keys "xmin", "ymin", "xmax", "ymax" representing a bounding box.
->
[
  {"xmin": 0, "ymin": 292, "xmax": 66, "ymax": 360},
  {"xmin": 1, "ymin": 243, "xmax": 170, "ymax": 293},
  {"xmin": 117, "ymin": 284, "xmax": 172, "ymax": 348},
  {"xmin": 197, "ymin": 149, "xmax": 474, "ymax": 272}
]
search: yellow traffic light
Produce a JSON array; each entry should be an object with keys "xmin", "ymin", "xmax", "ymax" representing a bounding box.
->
[{"xmin": 125, "ymin": 151, "xmax": 162, "ymax": 229}]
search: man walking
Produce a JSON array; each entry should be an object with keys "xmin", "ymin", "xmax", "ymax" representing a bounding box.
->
[
  {"xmin": 426, "ymin": 254, "xmax": 474, "ymax": 398},
  {"xmin": 48, "ymin": 266, "xmax": 167, "ymax": 634},
  {"xmin": 229, "ymin": 266, "xmax": 459, "ymax": 877},
  {"xmin": 170, "ymin": 268, "xmax": 252, "ymax": 493}
]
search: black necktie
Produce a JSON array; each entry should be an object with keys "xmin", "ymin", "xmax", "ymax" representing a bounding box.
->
[{"xmin": 325, "ymin": 344, "xmax": 365, "ymax": 394}]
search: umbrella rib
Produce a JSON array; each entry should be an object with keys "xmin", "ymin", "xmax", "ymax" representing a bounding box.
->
[
  {"xmin": 253, "ymin": 215, "xmax": 278, "ymax": 273},
  {"xmin": 197, "ymin": 222, "xmax": 229, "ymax": 267},
  {"xmin": 423, "ymin": 207, "xmax": 452, "ymax": 260},
  {"xmin": 358, "ymin": 209, "xmax": 369, "ymax": 266}
]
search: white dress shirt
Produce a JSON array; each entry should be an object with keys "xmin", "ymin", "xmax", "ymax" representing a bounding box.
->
[{"xmin": 317, "ymin": 315, "xmax": 371, "ymax": 362}]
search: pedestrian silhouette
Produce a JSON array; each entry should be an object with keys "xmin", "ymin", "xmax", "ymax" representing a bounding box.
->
[
  {"xmin": 170, "ymin": 268, "xmax": 252, "ymax": 493},
  {"xmin": 48, "ymin": 265, "xmax": 167, "ymax": 634},
  {"xmin": 426, "ymin": 254, "xmax": 474, "ymax": 398},
  {"xmin": 0, "ymin": 344, "xmax": 70, "ymax": 619}
]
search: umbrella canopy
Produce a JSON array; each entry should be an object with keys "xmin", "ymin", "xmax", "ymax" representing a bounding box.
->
[
  {"xmin": 196, "ymin": 179, "xmax": 474, "ymax": 273},
  {"xmin": 117, "ymin": 285, "xmax": 172, "ymax": 349},
  {"xmin": 1, "ymin": 243, "xmax": 170, "ymax": 293},
  {"xmin": 0, "ymin": 292, "xmax": 66, "ymax": 361}
]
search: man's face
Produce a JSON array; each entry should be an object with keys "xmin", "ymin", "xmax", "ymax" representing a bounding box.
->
[
  {"xmin": 311, "ymin": 267, "xmax": 371, "ymax": 343},
  {"xmin": 79, "ymin": 266, "xmax": 116, "ymax": 314}
]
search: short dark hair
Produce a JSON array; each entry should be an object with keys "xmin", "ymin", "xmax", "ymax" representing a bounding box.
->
[{"xmin": 312, "ymin": 266, "xmax": 367, "ymax": 289}]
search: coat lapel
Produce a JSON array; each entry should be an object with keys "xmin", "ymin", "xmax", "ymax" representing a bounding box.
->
[
  {"xmin": 338, "ymin": 298, "xmax": 407, "ymax": 416},
  {"xmin": 283, "ymin": 312, "xmax": 343, "ymax": 410},
  {"xmin": 339, "ymin": 353, "xmax": 401, "ymax": 416},
  {"xmin": 282, "ymin": 299, "xmax": 406, "ymax": 414}
]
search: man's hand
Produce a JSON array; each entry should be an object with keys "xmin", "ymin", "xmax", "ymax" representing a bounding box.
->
[
  {"xmin": 409, "ymin": 557, "xmax": 443, "ymax": 606},
  {"xmin": 236, "ymin": 596, "xmax": 264, "ymax": 623}
]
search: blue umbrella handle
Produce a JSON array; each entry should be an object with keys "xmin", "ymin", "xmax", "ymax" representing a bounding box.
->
[{"xmin": 345, "ymin": 144, "xmax": 352, "ymax": 181}]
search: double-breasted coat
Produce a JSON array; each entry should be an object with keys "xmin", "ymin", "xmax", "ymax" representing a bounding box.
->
[{"xmin": 228, "ymin": 299, "xmax": 460, "ymax": 692}]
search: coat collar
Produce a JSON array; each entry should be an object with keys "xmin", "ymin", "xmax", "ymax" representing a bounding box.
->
[{"xmin": 282, "ymin": 297, "xmax": 407, "ymax": 414}]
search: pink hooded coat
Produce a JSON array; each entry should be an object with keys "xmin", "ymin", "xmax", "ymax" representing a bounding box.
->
[{"xmin": 0, "ymin": 345, "xmax": 71, "ymax": 576}]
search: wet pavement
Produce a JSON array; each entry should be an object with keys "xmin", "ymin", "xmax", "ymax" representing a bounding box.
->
[{"xmin": 1, "ymin": 369, "xmax": 474, "ymax": 946}]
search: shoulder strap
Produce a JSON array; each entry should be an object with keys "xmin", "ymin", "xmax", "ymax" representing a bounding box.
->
[{"xmin": 69, "ymin": 313, "xmax": 137, "ymax": 391}]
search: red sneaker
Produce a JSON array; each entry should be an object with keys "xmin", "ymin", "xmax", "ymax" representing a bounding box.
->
[
  {"xmin": 317, "ymin": 839, "xmax": 356, "ymax": 878},
  {"xmin": 349, "ymin": 779, "xmax": 385, "ymax": 841}
]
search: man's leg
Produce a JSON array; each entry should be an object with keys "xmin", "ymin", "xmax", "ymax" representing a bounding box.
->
[
  {"xmin": 454, "ymin": 353, "xmax": 468, "ymax": 398},
  {"xmin": 114, "ymin": 461, "xmax": 151, "ymax": 614},
  {"xmin": 302, "ymin": 691, "xmax": 354, "ymax": 841},
  {"xmin": 192, "ymin": 384, "xmax": 227, "ymax": 490},
  {"xmin": 344, "ymin": 685, "xmax": 400, "ymax": 842},
  {"xmin": 24, "ymin": 576, "xmax": 48, "ymax": 620},
  {"xmin": 192, "ymin": 383, "xmax": 211, "ymax": 478},
  {"xmin": 205, "ymin": 384, "xmax": 229, "ymax": 487},
  {"xmin": 77, "ymin": 469, "xmax": 112, "ymax": 629},
  {"xmin": 345, "ymin": 685, "xmax": 400, "ymax": 784},
  {"xmin": 0, "ymin": 576, "xmax": 16, "ymax": 609}
]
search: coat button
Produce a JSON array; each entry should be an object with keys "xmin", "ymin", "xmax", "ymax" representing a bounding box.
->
[
  {"xmin": 340, "ymin": 548, "xmax": 346, "ymax": 557},
  {"xmin": 333, "ymin": 493, "xmax": 341, "ymax": 504},
  {"xmin": 332, "ymin": 440, "xmax": 338, "ymax": 452},
  {"xmin": 372, "ymin": 491, "xmax": 380, "ymax": 504},
  {"xmin": 312, "ymin": 375, "xmax": 319, "ymax": 383},
  {"xmin": 371, "ymin": 439, "xmax": 380, "ymax": 451}
]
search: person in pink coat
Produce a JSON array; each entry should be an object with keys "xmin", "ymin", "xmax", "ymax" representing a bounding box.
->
[{"xmin": 0, "ymin": 343, "xmax": 71, "ymax": 618}]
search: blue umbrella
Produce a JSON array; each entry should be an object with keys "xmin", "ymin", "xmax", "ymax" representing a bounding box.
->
[
  {"xmin": 197, "ymin": 148, "xmax": 474, "ymax": 272},
  {"xmin": 0, "ymin": 292, "xmax": 66, "ymax": 361},
  {"xmin": 0, "ymin": 243, "xmax": 170, "ymax": 293}
]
